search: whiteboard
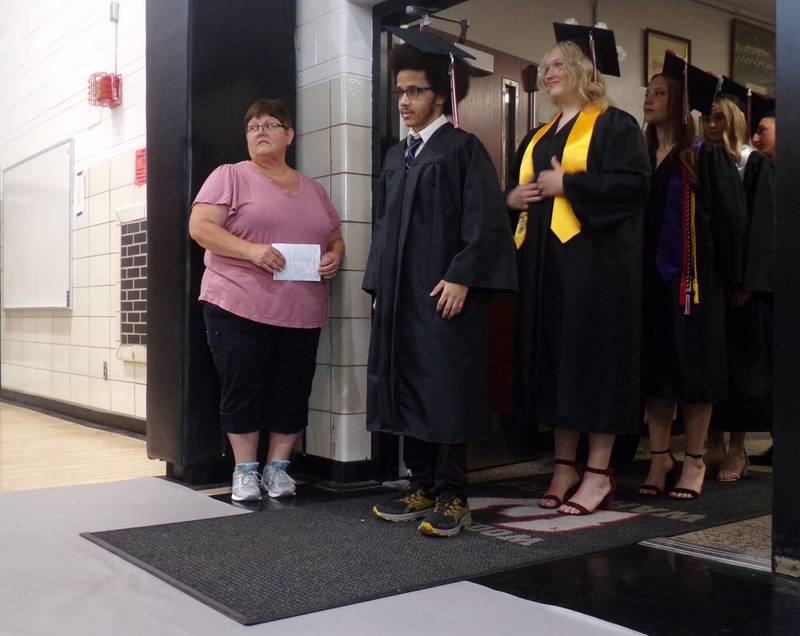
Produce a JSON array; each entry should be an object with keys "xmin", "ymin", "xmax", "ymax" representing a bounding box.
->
[{"xmin": 2, "ymin": 140, "xmax": 72, "ymax": 309}]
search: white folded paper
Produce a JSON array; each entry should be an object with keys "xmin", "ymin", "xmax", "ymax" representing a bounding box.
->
[{"xmin": 271, "ymin": 243, "xmax": 321, "ymax": 281}]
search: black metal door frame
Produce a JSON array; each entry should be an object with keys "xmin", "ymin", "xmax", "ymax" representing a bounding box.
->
[{"xmin": 773, "ymin": 0, "xmax": 800, "ymax": 578}]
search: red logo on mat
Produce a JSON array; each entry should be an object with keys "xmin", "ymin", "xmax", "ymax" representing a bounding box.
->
[{"xmin": 469, "ymin": 497, "xmax": 641, "ymax": 536}]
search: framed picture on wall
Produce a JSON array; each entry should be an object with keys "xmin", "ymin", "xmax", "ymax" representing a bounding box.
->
[
  {"xmin": 731, "ymin": 19, "xmax": 775, "ymax": 96},
  {"xmin": 644, "ymin": 28, "xmax": 691, "ymax": 86}
]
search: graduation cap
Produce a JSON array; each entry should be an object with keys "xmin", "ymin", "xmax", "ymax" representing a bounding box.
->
[
  {"xmin": 661, "ymin": 50, "xmax": 719, "ymax": 117},
  {"xmin": 385, "ymin": 26, "xmax": 475, "ymax": 128},
  {"xmin": 718, "ymin": 76, "xmax": 748, "ymax": 112},
  {"xmin": 552, "ymin": 22, "xmax": 620, "ymax": 79},
  {"xmin": 750, "ymin": 91, "xmax": 776, "ymax": 127},
  {"xmin": 717, "ymin": 77, "xmax": 778, "ymax": 137},
  {"xmin": 750, "ymin": 91, "xmax": 775, "ymax": 150},
  {"xmin": 385, "ymin": 26, "xmax": 475, "ymax": 60}
]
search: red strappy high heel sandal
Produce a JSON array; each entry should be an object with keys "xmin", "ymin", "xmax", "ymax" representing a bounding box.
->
[
  {"xmin": 559, "ymin": 466, "xmax": 615, "ymax": 516},
  {"xmin": 539, "ymin": 459, "xmax": 582, "ymax": 509}
]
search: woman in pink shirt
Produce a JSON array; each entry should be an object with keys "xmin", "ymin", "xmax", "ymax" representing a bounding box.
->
[{"xmin": 189, "ymin": 99, "xmax": 344, "ymax": 502}]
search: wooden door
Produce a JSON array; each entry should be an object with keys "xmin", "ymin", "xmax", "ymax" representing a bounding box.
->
[
  {"xmin": 428, "ymin": 30, "xmax": 544, "ymax": 469},
  {"xmin": 447, "ymin": 35, "xmax": 535, "ymax": 414}
]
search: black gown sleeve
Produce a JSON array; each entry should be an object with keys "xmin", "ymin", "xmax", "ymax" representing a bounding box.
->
[
  {"xmin": 362, "ymin": 172, "xmax": 387, "ymax": 295},
  {"xmin": 741, "ymin": 151, "xmax": 775, "ymax": 293},
  {"xmin": 702, "ymin": 143, "xmax": 747, "ymax": 288},
  {"xmin": 444, "ymin": 135, "xmax": 518, "ymax": 293},
  {"xmin": 562, "ymin": 108, "xmax": 651, "ymax": 231}
]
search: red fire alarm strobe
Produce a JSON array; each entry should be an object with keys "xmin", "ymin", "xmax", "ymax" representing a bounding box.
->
[
  {"xmin": 135, "ymin": 148, "xmax": 147, "ymax": 186},
  {"xmin": 88, "ymin": 72, "xmax": 122, "ymax": 108}
]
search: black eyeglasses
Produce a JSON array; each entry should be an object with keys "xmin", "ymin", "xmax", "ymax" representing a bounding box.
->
[
  {"xmin": 392, "ymin": 86, "xmax": 433, "ymax": 101},
  {"xmin": 246, "ymin": 123, "xmax": 285, "ymax": 134}
]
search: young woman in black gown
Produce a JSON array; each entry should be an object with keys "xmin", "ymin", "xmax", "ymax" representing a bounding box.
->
[
  {"xmin": 507, "ymin": 35, "xmax": 650, "ymax": 516},
  {"xmin": 702, "ymin": 91, "xmax": 775, "ymax": 482},
  {"xmin": 639, "ymin": 69, "xmax": 746, "ymax": 500}
]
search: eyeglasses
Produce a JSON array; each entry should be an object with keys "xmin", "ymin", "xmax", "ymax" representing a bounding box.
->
[
  {"xmin": 392, "ymin": 86, "xmax": 433, "ymax": 101},
  {"xmin": 246, "ymin": 123, "xmax": 285, "ymax": 134}
]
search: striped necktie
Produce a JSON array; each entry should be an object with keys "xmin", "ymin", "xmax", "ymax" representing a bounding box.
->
[{"xmin": 405, "ymin": 134, "xmax": 423, "ymax": 169}]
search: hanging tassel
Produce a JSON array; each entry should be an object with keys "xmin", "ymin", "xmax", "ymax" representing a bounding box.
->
[
  {"xmin": 682, "ymin": 57, "xmax": 690, "ymax": 126},
  {"xmin": 589, "ymin": 32, "xmax": 598, "ymax": 84},
  {"xmin": 746, "ymin": 88, "xmax": 753, "ymax": 139},
  {"xmin": 449, "ymin": 52, "xmax": 460, "ymax": 129}
]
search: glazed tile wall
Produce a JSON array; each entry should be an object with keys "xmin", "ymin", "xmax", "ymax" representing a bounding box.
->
[
  {"xmin": 1, "ymin": 151, "xmax": 147, "ymax": 419},
  {"xmin": 296, "ymin": 0, "xmax": 375, "ymax": 462}
]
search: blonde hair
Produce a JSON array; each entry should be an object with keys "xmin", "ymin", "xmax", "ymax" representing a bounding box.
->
[
  {"xmin": 539, "ymin": 41, "xmax": 610, "ymax": 112},
  {"xmin": 702, "ymin": 97, "xmax": 747, "ymax": 164}
]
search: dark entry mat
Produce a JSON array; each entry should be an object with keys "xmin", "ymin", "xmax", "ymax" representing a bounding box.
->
[{"xmin": 81, "ymin": 470, "xmax": 771, "ymax": 625}]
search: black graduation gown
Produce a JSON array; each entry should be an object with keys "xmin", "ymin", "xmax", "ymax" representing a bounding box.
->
[
  {"xmin": 711, "ymin": 151, "xmax": 775, "ymax": 431},
  {"xmin": 512, "ymin": 107, "xmax": 651, "ymax": 434},
  {"xmin": 363, "ymin": 123, "xmax": 518, "ymax": 444},
  {"xmin": 643, "ymin": 143, "xmax": 746, "ymax": 403}
]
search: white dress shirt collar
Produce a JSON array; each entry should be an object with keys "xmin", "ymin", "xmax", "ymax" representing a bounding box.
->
[{"xmin": 410, "ymin": 114, "xmax": 448, "ymax": 152}]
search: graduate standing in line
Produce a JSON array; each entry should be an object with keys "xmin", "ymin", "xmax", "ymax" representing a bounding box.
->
[
  {"xmin": 507, "ymin": 24, "xmax": 650, "ymax": 516},
  {"xmin": 363, "ymin": 27, "xmax": 517, "ymax": 537},
  {"xmin": 703, "ymin": 83, "xmax": 776, "ymax": 481},
  {"xmin": 639, "ymin": 52, "xmax": 746, "ymax": 501}
]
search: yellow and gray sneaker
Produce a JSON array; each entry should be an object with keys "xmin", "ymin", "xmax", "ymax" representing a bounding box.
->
[
  {"xmin": 418, "ymin": 495, "xmax": 472, "ymax": 537},
  {"xmin": 372, "ymin": 486, "xmax": 435, "ymax": 522}
]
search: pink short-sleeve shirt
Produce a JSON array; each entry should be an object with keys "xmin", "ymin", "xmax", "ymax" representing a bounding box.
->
[{"xmin": 194, "ymin": 161, "xmax": 341, "ymax": 328}]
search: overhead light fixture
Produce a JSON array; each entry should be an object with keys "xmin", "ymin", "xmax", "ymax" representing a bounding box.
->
[{"xmin": 405, "ymin": 5, "xmax": 470, "ymax": 43}]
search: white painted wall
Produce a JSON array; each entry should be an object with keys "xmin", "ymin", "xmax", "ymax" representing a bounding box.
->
[{"xmin": 0, "ymin": 0, "xmax": 147, "ymax": 419}]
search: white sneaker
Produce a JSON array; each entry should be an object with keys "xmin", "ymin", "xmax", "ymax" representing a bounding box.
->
[
  {"xmin": 262, "ymin": 464, "xmax": 296, "ymax": 498},
  {"xmin": 231, "ymin": 469, "xmax": 263, "ymax": 502}
]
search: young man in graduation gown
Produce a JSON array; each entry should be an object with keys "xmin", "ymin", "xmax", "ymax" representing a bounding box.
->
[{"xmin": 363, "ymin": 28, "xmax": 517, "ymax": 537}]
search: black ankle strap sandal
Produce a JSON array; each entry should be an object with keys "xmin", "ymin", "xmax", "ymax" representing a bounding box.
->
[
  {"xmin": 638, "ymin": 450, "xmax": 676, "ymax": 497},
  {"xmin": 667, "ymin": 452, "xmax": 706, "ymax": 500}
]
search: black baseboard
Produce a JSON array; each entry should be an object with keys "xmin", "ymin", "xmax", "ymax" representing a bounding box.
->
[
  {"xmin": 166, "ymin": 461, "xmax": 233, "ymax": 487},
  {"xmin": 164, "ymin": 454, "xmax": 382, "ymax": 492},
  {"xmin": 0, "ymin": 388, "xmax": 146, "ymax": 436},
  {"xmin": 292, "ymin": 453, "xmax": 382, "ymax": 491}
]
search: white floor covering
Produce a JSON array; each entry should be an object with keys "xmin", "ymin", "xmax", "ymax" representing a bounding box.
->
[{"xmin": 0, "ymin": 477, "xmax": 644, "ymax": 635}]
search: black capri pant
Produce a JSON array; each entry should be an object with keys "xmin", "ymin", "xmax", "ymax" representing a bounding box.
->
[{"xmin": 203, "ymin": 303, "xmax": 321, "ymax": 434}]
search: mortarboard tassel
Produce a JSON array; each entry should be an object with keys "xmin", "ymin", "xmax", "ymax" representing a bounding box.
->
[
  {"xmin": 449, "ymin": 52, "xmax": 460, "ymax": 129},
  {"xmin": 589, "ymin": 32, "xmax": 598, "ymax": 84},
  {"xmin": 746, "ymin": 88, "xmax": 752, "ymax": 139},
  {"xmin": 682, "ymin": 56, "xmax": 690, "ymax": 126}
]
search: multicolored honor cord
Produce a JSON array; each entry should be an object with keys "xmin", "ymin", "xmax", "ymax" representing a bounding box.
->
[{"xmin": 679, "ymin": 164, "xmax": 700, "ymax": 314}]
